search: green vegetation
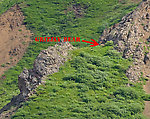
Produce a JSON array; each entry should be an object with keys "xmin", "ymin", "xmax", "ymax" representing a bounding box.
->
[
  {"xmin": 0, "ymin": 0, "xmax": 140, "ymax": 110},
  {"xmin": 0, "ymin": 0, "xmax": 24, "ymax": 15},
  {"xmin": 0, "ymin": 0, "xmax": 147, "ymax": 118},
  {"xmin": 1, "ymin": 64, "xmax": 5, "ymax": 67},
  {"xmin": 18, "ymin": 29, "xmax": 22, "ymax": 31},
  {"xmin": 12, "ymin": 44, "xmax": 147, "ymax": 118},
  {"xmin": 20, "ymin": 0, "xmax": 139, "ymax": 45}
]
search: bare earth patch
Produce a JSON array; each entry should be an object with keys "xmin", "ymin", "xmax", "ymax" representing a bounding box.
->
[
  {"xmin": 0, "ymin": 5, "xmax": 32, "ymax": 76},
  {"xmin": 143, "ymin": 69, "xmax": 150, "ymax": 118}
]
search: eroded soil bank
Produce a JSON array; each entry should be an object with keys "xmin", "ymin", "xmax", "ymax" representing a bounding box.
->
[{"xmin": 0, "ymin": 5, "xmax": 32, "ymax": 76}]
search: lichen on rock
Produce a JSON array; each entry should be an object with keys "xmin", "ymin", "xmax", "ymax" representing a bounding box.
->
[{"xmin": 18, "ymin": 42, "xmax": 74, "ymax": 97}]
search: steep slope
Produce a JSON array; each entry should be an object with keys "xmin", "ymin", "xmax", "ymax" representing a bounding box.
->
[
  {"xmin": 0, "ymin": 42, "xmax": 74, "ymax": 119},
  {"xmin": 18, "ymin": 42, "xmax": 74, "ymax": 98},
  {"xmin": 100, "ymin": 0, "xmax": 150, "ymax": 81},
  {"xmin": 99, "ymin": 0, "xmax": 150, "ymax": 117},
  {"xmin": 0, "ymin": 5, "xmax": 32, "ymax": 76},
  {"xmin": 0, "ymin": 0, "xmax": 140, "ymax": 112},
  {"xmin": 0, "ymin": 0, "xmax": 144, "ymax": 119},
  {"xmin": 11, "ymin": 43, "xmax": 147, "ymax": 119}
]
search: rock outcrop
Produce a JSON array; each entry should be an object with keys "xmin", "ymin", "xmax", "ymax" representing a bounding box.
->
[
  {"xmin": 18, "ymin": 42, "xmax": 74, "ymax": 97},
  {"xmin": 99, "ymin": 0, "xmax": 150, "ymax": 81}
]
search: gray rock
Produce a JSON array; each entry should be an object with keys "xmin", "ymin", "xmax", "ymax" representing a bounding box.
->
[
  {"xmin": 18, "ymin": 42, "xmax": 74, "ymax": 97},
  {"xmin": 100, "ymin": 0, "xmax": 150, "ymax": 81}
]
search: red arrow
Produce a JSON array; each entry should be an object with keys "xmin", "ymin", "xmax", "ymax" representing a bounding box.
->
[{"xmin": 82, "ymin": 39, "xmax": 99, "ymax": 47}]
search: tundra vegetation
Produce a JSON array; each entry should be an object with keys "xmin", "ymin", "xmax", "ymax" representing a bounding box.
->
[
  {"xmin": 12, "ymin": 42, "xmax": 149, "ymax": 118},
  {"xmin": 0, "ymin": 0, "xmax": 149, "ymax": 118}
]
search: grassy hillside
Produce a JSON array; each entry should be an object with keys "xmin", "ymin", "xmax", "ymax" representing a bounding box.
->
[
  {"xmin": 0, "ymin": 0, "xmax": 24, "ymax": 15},
  {"xmin": 0, "ymin": 0, "xmax": 140, "ymax": 109},
  {"xmin": 12, "ymin": 43, "xmax": 147, "ymax": 118},
  {"xmin": 0, "ymin": 0, "xmax": 148, "ymax": 118}
]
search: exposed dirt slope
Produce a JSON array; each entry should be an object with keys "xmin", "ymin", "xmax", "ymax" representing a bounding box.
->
[
  {"xmin": 0, "ymin": 5, "xmax": 32, "ymax": 76},
  {"xmin": 143, "ymin": 80, "xmax": 150, "ymax": 118}
]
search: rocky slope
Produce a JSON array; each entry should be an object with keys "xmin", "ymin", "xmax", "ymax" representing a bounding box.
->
[
  {"xmin": 0, "ymin": 42, "xmax": 74, "ymax": 118},
  {"xmin": 99, "ymin": 0, "xmax": 150, "ymax": 81},
  {"xmin": 1, "ymin": 0, "xmax": 149, "ymax": 118},
  {"xmin": 18, "ymin": 42, "xmax": 74, "ymax": 98}
]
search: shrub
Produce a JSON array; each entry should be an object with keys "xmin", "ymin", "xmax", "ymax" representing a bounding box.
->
[{"xmin": 113, "ymin": 87, "xmax": 139, "ymax": 99}]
